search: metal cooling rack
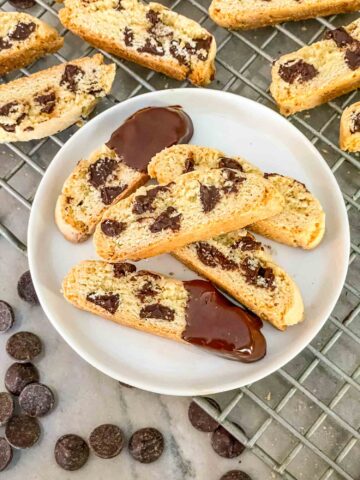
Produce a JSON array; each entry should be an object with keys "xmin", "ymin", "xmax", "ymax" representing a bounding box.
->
[{"xmin": 0, "ymin": 1, "xmax": 359, "ymax": 479}]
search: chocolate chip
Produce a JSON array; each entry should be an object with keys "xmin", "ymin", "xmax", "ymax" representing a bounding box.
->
[
  {"xmin": 149, "ymin": 206, "xmax": 181, "ymax": 233},
  {"xmin": 124, "ymin": 27, "xmax": 134, "ymax": 46},
  {"xmin": 35, "ymin": 92, "xmax": 56, "ymax": 114},
  {"xmin": 19, "ymin": 383, "xmax": 55, "ymax": 417},
  {"xmin": 345, "ymin": 44, "xmax": 360, "ymax": 70},
  {"xmin": 136, "ymin": 271, "xmax": 161, "ymax": 280},
  {"xmin": 350, "ymin": 112, "xmax": 360, "ymax": 133},
  {"xmin": 0, "ymin": 38, "xmax": 12, "ymax": 50},
  {"xmin": 89, "ymin": 424, "xmax": 124, "ymax": 459},
  {"xmin": 0, "ymin": 124, "xmax": 16, "ymax": 132},
  {"xmin": 100, "ymin": 185, "xmax": 127, "ymax": 205},
  {"xmin": 169, "ymin": 40, "xmax": 188, "ymax": 66},
  {"xmin": 196, "ymin": 242, "xmax": 237, "ymax": 270},
  {"xmin": 220, "ymin": 471, "xmax": 252, "ymax": 480},
  {"xmin": 113, "ymin": 262, "xmax": 136, "ymax": 278},
  {"xmin": 136, "ymin": 281, "xmax": 159, "ymax": 301},
  {"xmin": 17, "ymin": 271, "xmax": 39, "ymax": 305},
  {"xmin": 188, "ymin": 398, "xmax": 220, "ymax": 432},
  {"xmin": 140, "ymin": 304, "xmax": 175, "ymax": 321},
  {"xmin": 146, "ymin": 9, "xmax": 161, "ymax": 30},
  {"xmin": 128, "ymin": 428, "xmax": 164, "ymax": 463},
  {"xmin": 132, "ymin": 185, "xmax": 169, "ymax": 214},
  {"xmin": 55, "ymin": 434, "xmax": 89, "ymax": 471},
  {"xmin": 101, "ymin": 219, "xmax": 126, "ymax": 237},
  {"xmin": 9, "ymin": 0, "xmax": 35, "ymax": 9},
  {"xmin": 218, "ymin": 158, "xmax": 243, "ymax": 171},
  {"xmin": 60, "ymin": 65, "xmax": 85, "ymax": 93},
  {"xmin": 6, "ymin": 332, "xmax": 42, "ymax": 362},
  {"xmin": 0, "ymin": 438, "xmax": 12, "ymax": 472},
  {"xmin": 88, "ymin": 157, "xmax": 118, "ymax": 188},
  {"xmin": 185, "ymin": 36, "xmax": 212, "ymax": 61},
  {"xmin": 183, "ymin": 158, "xmax": 195, "ymax": 173},
  {"xmin": 222, "ymin": 168, "xmax": 246, "ymax": 194},
  {"xmin": 0, "ymin": 393, "xmax": 14, "ymax": 427},
  {"xmin": 0, "ymin": 101, "xmax": 18, "ymax": 117},
  {"xmin": 200, "ymin": 184, "xmax": 221, "ymax": 213},
  {"xmin": 325, "ymin": 27, "xmax": 355, "ymax": 48},
  {"xmin": 87, "ymin": 292, "xmax": 120, "ymax": 315},
  {"xmin": 137, "ymin": 37, "xmax": 164, "ymax": 56},
  {"xmin": 241, "ymin": 258, "xmax": 275, "ymax": 290},
  {"xmin": 5, "ymin": 415, "xmax": 40, "ymax": 449},
  {"xmin": 0, "ymin": 301, "xmax": 14, "ymax": 334},
  {"xmin": 211, "ymin": 426, "xmax": 245, "ymax": 458},
  {"xmin": 278, "ymin": 59, "xmax": 318, "ymax": 84},
  {"xmin": 231, "ymin": 234, "xmax": 262, "ymax": 252},
  {"xmin": 5, "ymin": 363, "xmax": 39, "ymax": 396},
  {"xmin": 9, "ymin": 22, "xmax": 36, "ymax": 41}
]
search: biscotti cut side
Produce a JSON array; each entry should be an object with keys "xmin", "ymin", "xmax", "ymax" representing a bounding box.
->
[
  {"xmin": 55, "ymin": 145, "xmax": 146, "ymax": 242},
  {"xmin": 94, "ymin": 168, "xmax": 284, "ymax": 261},
  {"xmin": 0, "ymin": 12, "xmax": 63, "ymax": 75},
  {"xmin": 209, "ymin": 0, "xmax": 360, "ymax": 30},
  {"xmin": 59, "ymin": 0, "xmax": 216, "ymax": 86},
  {"xmin": 339, "ymin": 101, "xmax": 360, "ymax": 152},
  {"xmin": 271, "ymin": 20, "xmax": 360, "ymax": 116},
  {"xmin": 0, "ymin": 54, "xmax": 115, "ymax": 143},
  {"xmin": 173, "ymin": 230, "xmax": 304, "ymax": 330}
]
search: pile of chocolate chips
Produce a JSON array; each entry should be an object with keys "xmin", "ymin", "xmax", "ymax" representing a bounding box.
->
[
  {"xmin": 188, "ymin": 399, "xmax": 252, "ymax": 480},
  {"xmin": 0, "ymin": 270, "xmax": 55, "ymax": 472}
]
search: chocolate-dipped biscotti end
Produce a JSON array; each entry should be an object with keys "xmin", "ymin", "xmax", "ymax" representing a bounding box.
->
[
  {"xmin": 340, "ymin": 101, "xmax": 360, "ymax": 152},
  {"xmin": 62, "ymin": 260, "xmax": 266, "ymax": 362}
]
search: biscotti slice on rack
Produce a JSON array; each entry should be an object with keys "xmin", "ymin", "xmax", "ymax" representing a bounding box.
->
[
  {"xmin": 339, "ymin": 101, "xmax": 360, "ymax": 152},
  {"xmin": 0, "ymin": 12, "xmax": 63, "ymax": 75},
  {"xmin": 173, "ymin": 230, "xmax": 304, "ymax": 331},
  {"xmin": 59, "ymin": 0, "xmax": 216, "ymax": 86},
  {"xmin": 271, "ymin": 20, "xmax": 360, "ymax": 116},
  {"xmin": 209, "ymin": 0, "xmax": 360, "ymax": 30},
  {"xmin": 0, "ymin": 54, "xmax": 115, "ymax": 143},
  {"xmin": 62, "ymin": 260, "xmax": 266, "ymax": 362},
  {"xmin": 148, "ymin": 145, "xmax": 325, "ymax": 249},
  {"xmin": 94, "ymin": 168, "xmax": 284, "ymax": 261}
]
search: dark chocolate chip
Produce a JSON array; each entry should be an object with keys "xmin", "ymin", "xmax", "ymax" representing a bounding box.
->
[
  {"xmin": 0, "ymin": 38, "xmax": 12, "ymax": 50},
  {"xmin": 137, "ymin": 37, "xmax": 164, "ymax": 56},
  {"xmin": 0, "ymin": 124, "xmax": 16, "ymax": 132},
  {"xmin": 89, "ymin": 424, "xmax": 124, "ymax": 459},
  {"xmin": 169, "ymin": 40, "xmax": 188, "ymax": 66},
  {"xmin": 350, "ymin": 112, "xmax": 360, "ymax": 133},
  {"xmin": 220, "ymin": 471, "xmax": 252, "ymax": 480},
  {"xmin": 188, "ymin": 398, "xmax": 220, "ymax": 432},
  {"xmin": 0, "ymin": 301, "xmax": 14, "ymax": 334},
  {"xmin": 200, "ymin": 184, "xmax": 221, "ymax": 213},
  {"xmin": 128, "ymin": 428, "xmax": 164, "ymax": 463},
  {"xmin": 55, "ymin": 434, "xmax": 89, "ymax": 471},
  {"xmin": 133, "ymin": 185, "xmax": 169, "ymax": 214},
  {"xmin": 124, "ymin": 27, "xmax": 134, "ymax": 46},
  {"xmin": 325, "ymin": 27, "xmax": 355, "ymax": 48},
  {"xmin": 185, "ymin": 36, "xmax": 212, "ymax": 61},
  {"xmin": 100, "ymin": 185, "xmax": 127, "ymax": 205},
  {"xmin": 146, "ymin": 9, "xmax": 161, "ymax": 30},
  {"xmin": 60, "ymin": 65, "xmax": 85, "ymax": 93},
  {"xmin": 0, "ymin": 438, "xmax": 13, "ymax": 472},
  {"xmin": 5, "ymin": 362, "xmax": 39, "ymax": 396},
  {"xmin": 218, "ymin": 157, "xmax": 243, "ymax": 171},
  {"xmin": 24, "ymin": 126, "xmax": 34, "ymax": 131},
  {"xmin": 17, "ymin": 271, "xmax": 39, "ymax": 305},
  {"xmin": 9, "ymin": 0, "xmax": 35, "ymax": 9},
  {"xmin": 241, "ymin": 258, "xmax": 275, "ymax": 290},
  {"xmin": 113, "ymin": 262, "xmax": 136, "ymax": 278},
  {"xmin": 231, "ymin": 234, "xmax": 262, "ymax": 252},
  {"xmin": 0, "ymin": 393, "xmax": 14, "ymax": 427},
  {"xmin": 9, "ymin": 22, "xmax": 36, "ymax": 41},
  {"xmin": 211, "ymin": 426, "xmax": 245, "ymax": 458},
  {"xmin": 0, "ymin": 101, "xmax": 18, "ymax": 117},
  {"xmin": 345, "ymin": 44, "xmax": 360, "ymax": 70},
  {"xmin": 149, "ymin": 206, "xmax": 181, "ymax": 233},
  {"xmin": 136, "ymin": 271, "xmax": 161, "ymax": 280},
  {"xmin": 278, "ymin": 59, "xmax": 318, "ymax": 84},
  {"xmin": 222, "ymin": 168, "xmax": 246, "ymax": 193},
  {"xmin": 140, "ymin": 304, "xmax": 175, "ymax": 321},
  {"xmin": 35, "ymin": 92, "xmax": 56, "ymax": 114},
  {"xmin": 195, "ymin": 242, "xmax": 237, "ymax": 270},
  {"xmin": 5, "ymin": 415, "xmax": 40, "ymax": 449},
  {"xmin": 136, "ymin": 281, "xmax": 159, "ymax": 301},
  {"xmin": 19, "ymin": 383, "xmax": 55, "ymax": 417},
  {"xmin": 86, "ymin": 292, "xmax": 120, "ymax": 315},
  {"xmin": 6, "ymin": 332, "xmax": 42, "ymax": 362},
  {"xmin": 101, "ymin": 219, "xmax": 126, "ymax": 237},
  {"xmin": 183, "ymin": 157, "xmax": 195, "ymax": 173},
  {"xmin": 88, "ymin": 157, "xmax": 118, "ymax": 188}
]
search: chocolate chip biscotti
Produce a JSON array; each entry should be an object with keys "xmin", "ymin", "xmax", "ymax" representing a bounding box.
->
[
  {"xmin": 148, "ymin": 145, "xmax": 325, "ymax": 249},
  {"xmin": 271, "ymin": 20, "xmax": 360, "ymax": 116},
  {"xmin": 0, "ymin": 12, "xmax": 63, "ymax": 75},
  {"xmin": 0, "ymin": 54, "xmax": 115, "ymax": 143},
  {"xmin": 174, "ymin": 230, "xmax": 304, "ymax": 330},
  {"xmin": 94, "ymin": 168, "xmax": 284, "ymax": 261},
  {"xmin": 209, "ymin": 0, "xmax": 360, "ymax": 30},
  {"xmin": 59, "ymin": 0, "xmax": 216, "ymax": 86},
  {"xmin": 62, "ymin": 260, "xmax": 266, "ymax": 362},
  {"xmin": 339, "ymin": 101, "xmax": 360, "ymax": 152}
]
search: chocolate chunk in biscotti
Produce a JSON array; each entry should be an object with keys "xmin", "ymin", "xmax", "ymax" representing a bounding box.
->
[
  {"xmin": 19, "ymin": 383, "xmax": 55, "ymax": 417},
  {"xmin": 6, "ymin": 331, "xmax": 42, "ymax": 362},
  {"xmin": 8, "ymin": 22, "xmax": 36, "ymax": 40},
  {"xmin": 0, "ymin": 393, "xmax": 15, "ymax": 427},
  {"xmin": 55, "ymin": 434, "xmax": 90, "ymax": 471},
  {"xmin": 5, "ymin": 415, "xmax": 41, "ymax": 449},
  {"xmin": 188, "ymin": 398, "xmax": 220, "ymax": 432},
  {"xmin": 211, "ymin": 425, "xmax": 245, "ymax": 458},
  {"xmin": 5, "ymin": 362, "xmax": 39, "ymax": 396},
  {"xmin": 9, "ymin": 0, "xmax": 36, "ymax": 9},
  {"xmin": 278, "ymin": 60, "xmax": 318, "ymax": 84},
  {"xmin": 86, "ymin": 292, "xmax": 120, "ymax": 315},
  {"xmin": 220, "ymin": 471, "xmax": 252, "ymax": 480},
  {"xmin": 0, "ymin": 438, "xmax": 13, "ymax": 472},
  {"xmin": 129, "ymin": 428, "xmax": 164, "ymax": 464},
  {"xmin": 113, "ymin": 262, "xmax": 136, "ymax": 278},
  {"xmin": 17, "ymin": 271, "xmax": 39, "ymax": 305},
  {"xmin": 0, "ymin": 301, "xmax": 14, "ymax": 333},
  {"xmin": 89, "ymin": 424, "xmax": 124, "ymax": 459}
]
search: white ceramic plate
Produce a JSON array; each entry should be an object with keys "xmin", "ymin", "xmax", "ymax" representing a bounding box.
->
[{"xmin": 28, "ymin": 89, "xmax": 350, "ymax": 396}]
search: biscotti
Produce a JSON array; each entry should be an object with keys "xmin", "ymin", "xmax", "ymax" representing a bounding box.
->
[
  {"xmin": 62, "ymin": 260, "xmax": 266, "ymax": 362},
  {"xmin": 94, "ymin": 168, "xmax": 284, "ymax": 261},
  {"xmin": 59, "ymin": 0, "xmax": 216, "ymax": 86},
  {"xmin": 56, "ymin": 106, "xmax": 193, "ymax": 242},
  {"xmin": 209, "ymin": 0, "xmax": 360, "ymax": 30},
  {"xmin": 148, "ymin": 145, "xmax": 325, "ymax": 249},
  {"xmin": 0, "ymin": 54, "xmax": 115, "ymax": 143},
  {"xmin": 0, "ymin": 12, "xmax": 63, "ymax": 75},
  {"xmin": 271, "ymin": 20, "xmax": 360, "ymax": 116},
  {"xmin": 173, "ymin": 230, "xmax": 304, "ymax": 330},
  {"xmin": 339, "ymin": 101, "xmax": 360, "ymax": 152}
]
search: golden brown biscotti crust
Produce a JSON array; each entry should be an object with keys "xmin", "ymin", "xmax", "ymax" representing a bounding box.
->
[{"xmin": 339, "ymin": 101, "xmax": 360, "ymax": 152}]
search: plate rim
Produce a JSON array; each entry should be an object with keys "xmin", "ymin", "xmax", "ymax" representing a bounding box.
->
[{"xmin": 28, "ymin": 88, "xmax": 350, "ymax": 395}]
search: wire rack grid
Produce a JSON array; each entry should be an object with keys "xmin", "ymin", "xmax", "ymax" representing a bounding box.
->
[{"xmin": 0, "ymin": 1, "xmax": 359, "ymax": 479}]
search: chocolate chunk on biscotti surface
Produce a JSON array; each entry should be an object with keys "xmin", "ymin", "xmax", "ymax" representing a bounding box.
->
[
  {"xmin": 0, "ymin": 54, "xmax": 115, "ymax": 143},
  {"xmin": 339, "ymin": 101, "xmax": 360, "ymax": 152},
  {"xmin": 173, "ymin": 230, "xmax": 304, "ymax": 330},
  {"xmin": 62, "ymin": 260, "xmax": 266, "ymax": 362},
  {"xmin": 59, "ymin": 0, "xmax": 216, "ymax": 86},
  {"xmin": 0, "ymin": 12, "xmax": 63, "ymax": 75},
  {"xmin": 93, "ymin": 168, "xmax": 284, "ymax": 261},
  {"xmin": 271, "ymin": 19, "xmax": 360, "ymax": 116},
  {"xmin": 209, "ymin": 0, "xmax": 360, "ymax": 30}
]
